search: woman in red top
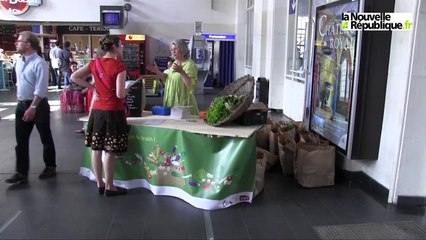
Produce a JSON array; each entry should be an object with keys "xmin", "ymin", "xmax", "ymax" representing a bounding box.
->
[{"xmin": 71, "ymin": 35, "xmax": 128, "ymax": 197}]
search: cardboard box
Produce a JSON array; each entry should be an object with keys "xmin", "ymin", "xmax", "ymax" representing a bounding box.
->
[
  {"xmin": 247, "ymin": 102, "xmax": 269, "ymax": 112},
  {"xmin": 237, "ymin": 102, "xmax": 269, "ymax": 125}
]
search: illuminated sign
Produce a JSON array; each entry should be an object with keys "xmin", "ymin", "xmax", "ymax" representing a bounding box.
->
[
  {"xmin": 125, "ymin": 34, "xmax": 145, "ymax": 41},
  {"xmin": 201, "ymin": 33, "xmax": 235, "ymax": 41}
]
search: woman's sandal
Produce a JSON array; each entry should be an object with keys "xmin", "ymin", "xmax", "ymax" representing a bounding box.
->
[{"xmin": 105, "ymin": 187, "xmax": 127, "ymax": 197}]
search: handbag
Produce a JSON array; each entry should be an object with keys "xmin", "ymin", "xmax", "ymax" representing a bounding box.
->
[{"xmin": 94, "ymin": 58, "xmax": 130, "ymax": 117}]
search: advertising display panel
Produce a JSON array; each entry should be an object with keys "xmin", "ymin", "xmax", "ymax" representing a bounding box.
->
[{"xmin": 309, "ymin": 0, "xmax": 359, "ymax": 151}]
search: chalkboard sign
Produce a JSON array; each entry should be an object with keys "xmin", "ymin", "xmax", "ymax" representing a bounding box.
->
[
  {"xmin": 125, "ymin": 81, "xmax": 142, "ymax": 117},
  {"xmin": 140, "ymin": 42, "xmax": 146, "ymax": 74}
]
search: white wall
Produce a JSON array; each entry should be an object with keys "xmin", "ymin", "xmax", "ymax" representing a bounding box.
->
[
  {"xmin": 393, "ymin": 0, "xmax": 426, "ymax": 200},
  {"xmin": 251, "ymin": 0, "xmax": 267, "ymax": 79},
  {"xmin": 249, "ymin": 0, "xmax": 287, "ymax": 110},
  {"xmin": 344, "ymin": 0, "xmax": 424, "ymax": 202},
  {"xmin": 0, "ymin": 0, "xmax": 236, "ymax": 26},
  {"xmin": 235, "ymin": 0, "xmax": 247, "ymax": 79},
  {"xmin": 265, "ymin": 0, "xmax": 287, "ymax": 110}
]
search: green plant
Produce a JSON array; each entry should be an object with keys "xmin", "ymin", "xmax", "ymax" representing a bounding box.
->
[{"xmin": 207, "ymin": 95, "xmax": 243, "ymax": 125}]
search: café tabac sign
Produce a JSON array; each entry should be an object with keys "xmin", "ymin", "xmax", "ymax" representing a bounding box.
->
[{"xmin": 0, "ymin": 0, "xmax": 42, "ymax": 15}]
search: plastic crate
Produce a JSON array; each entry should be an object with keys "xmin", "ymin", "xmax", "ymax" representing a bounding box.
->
[{"xmin": 152, "ymin": 106, "xmax": 171, "ymax": 115}]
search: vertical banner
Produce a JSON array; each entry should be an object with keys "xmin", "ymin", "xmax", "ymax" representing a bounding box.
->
[{"xmin": 309, "ymin": 0, "xmax": 359, "ymax": 151}]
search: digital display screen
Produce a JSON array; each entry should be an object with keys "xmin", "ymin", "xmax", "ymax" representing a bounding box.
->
[
  {"xmin": 102, "ymin": 12, "xmax": 120, "ymax": 26},
  {"xmin": 309, "ymin": 0, "xmax": 359, "ymax": 151}
]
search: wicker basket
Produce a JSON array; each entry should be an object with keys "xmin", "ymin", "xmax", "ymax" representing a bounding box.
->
[{"xmin": 207, "ymin": 75, "xmax": 255, "ymax": 127}]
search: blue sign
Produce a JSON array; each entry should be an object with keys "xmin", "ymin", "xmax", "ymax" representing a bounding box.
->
[
  {"xmin": 32, "ymin": 25, "xmax": 40, "ymax": 33},
  {"xmin": 201, "ymin": 33, "xmax": 235, "ymax": 41},
  {"xmin": 289, "ymin": 0, "xmax": 296, "ymax": 15}
]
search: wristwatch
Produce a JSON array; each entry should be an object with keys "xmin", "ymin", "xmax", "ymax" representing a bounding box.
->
[{"xmin": 30, "ymin": 105, "xmax": 37, "ymax": 109}]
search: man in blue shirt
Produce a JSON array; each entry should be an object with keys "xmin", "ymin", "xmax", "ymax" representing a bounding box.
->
[{"xmin": 5, "ymin": 31, "xmax": 57, "ymax": 184}]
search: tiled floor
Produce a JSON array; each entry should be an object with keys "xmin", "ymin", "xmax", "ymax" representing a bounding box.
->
[{"xmin": 0, "ymin": 87, "xmax": 425, "ymax": 239}]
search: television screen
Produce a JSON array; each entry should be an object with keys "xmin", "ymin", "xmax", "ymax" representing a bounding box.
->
[
  {"xmin": 100, "ymin": 6, "xmax": 123, "ymax": 29},
  {"xmin": 103, "ymin": 12, "xmax": 120, "ymax": 26}
]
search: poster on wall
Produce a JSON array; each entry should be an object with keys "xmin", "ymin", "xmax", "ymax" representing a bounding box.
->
[{"xmin": 309, "ymin": 0, "xmax": 359, "ymax": 151}]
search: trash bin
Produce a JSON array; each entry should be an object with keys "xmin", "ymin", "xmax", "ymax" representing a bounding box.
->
[{"xmin": 256, "ymin": 77, "xmax": 269, "ymax": 105}]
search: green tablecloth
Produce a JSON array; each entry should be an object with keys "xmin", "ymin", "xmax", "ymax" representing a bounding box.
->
[{"xmin": 80, "ymin": 119, "xmax": 258, "ymax": 210}]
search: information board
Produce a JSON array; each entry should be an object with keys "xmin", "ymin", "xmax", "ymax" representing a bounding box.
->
[{"xmin": 125, "ymin": 81, "xmax": 142, "ymax": 117}]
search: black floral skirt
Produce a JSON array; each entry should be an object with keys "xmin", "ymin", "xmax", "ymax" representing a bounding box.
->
[{"xmin": 85, "ymin": 109, "xmax": 129, "ymax": 154}]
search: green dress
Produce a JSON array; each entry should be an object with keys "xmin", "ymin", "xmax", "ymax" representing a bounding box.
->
[{"xmin": 163, "ymin": 59, "xmax": 200, "ymax": 115}]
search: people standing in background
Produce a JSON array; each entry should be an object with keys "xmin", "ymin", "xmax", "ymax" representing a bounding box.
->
[
  {"xmin": 59, "ymin": 41, "xmax": 74, "ymax": 88},
  {"xmin": 146, "ymin": 39, "xmax": 199, "ymax": 115},
  {"xmin": 49, "ymin": 40, "xmax": 62, "ymax": 89},
  {"xmin": 36, "ymin": 46, "xmax": 44, "ymax": 58},
  {"xmin": 0, "ymin": 48, "xmax": 5, "ymax": 59},
  {"xmin": 5, "ymin": 31, "xmax": 57, "ymax": 184},
  {"xmin": 69, "ymin": 61, "xmax": 93, "ymax": 134},
  {"xmin": 69, "ymin": 61, "xmax": 83, "ymax": 90},
  {"xmin": 71, "ymin": 34, "xmax": 128, "ymax": 197}
]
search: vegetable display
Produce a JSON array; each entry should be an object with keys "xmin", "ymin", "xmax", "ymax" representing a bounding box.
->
[{"xmin": 207, "ymin": 95, "xmax": 243, "ymax": 125}]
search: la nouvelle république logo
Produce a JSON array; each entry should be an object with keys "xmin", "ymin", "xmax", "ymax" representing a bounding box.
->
[{"xmin": 342, "ymin": 12, "xmax": 413, "ymax": 31}]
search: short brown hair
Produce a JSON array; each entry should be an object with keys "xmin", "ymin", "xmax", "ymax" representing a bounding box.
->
[{"xmin": 19, "ymin": 31, "xmax": 39, "ymax": 51}]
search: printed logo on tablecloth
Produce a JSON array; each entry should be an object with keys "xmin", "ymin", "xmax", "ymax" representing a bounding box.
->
[{"xmin": 121, "ymin": 143, "xmax": 238, "ymax": 194}]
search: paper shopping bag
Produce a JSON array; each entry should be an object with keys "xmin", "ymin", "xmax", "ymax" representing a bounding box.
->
[{"xmin": 296, "ymin": 143, "xmax": 335, "ymax": 188}]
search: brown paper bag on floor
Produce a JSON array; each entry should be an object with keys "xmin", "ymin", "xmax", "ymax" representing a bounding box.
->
[
  {"xmin": 254, "ymin": 148, "xmax": 267, "ymax": 196},
  {"xmin": 278, "ymin": 124, "xmax": 296, "ymax": 138},
  {"xmin": 256, "ymin": 147, "xmax": 279, "ymax": 171},
  {"xmin": 296, "ymin": 143, "xmax": 335, "ymax": 188},
  {"xmin": 269, "ymin": 129, "xmax": 279, "ymax": 155},
  {"xmin": 299, "ymin": 130, "xmax": 320, "ymax": 144},
  {"xmin": 278, "ymin": 134, "xmax": 296, "ymax": 176},
  {"xmin": 256, "ymin": 125, "xmax": 270, "ymax": 150}
]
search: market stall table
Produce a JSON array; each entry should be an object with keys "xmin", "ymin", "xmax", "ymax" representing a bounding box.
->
[{"xmin": 79, "ymin": 114, "xmax": 261, "ymax": 210}]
